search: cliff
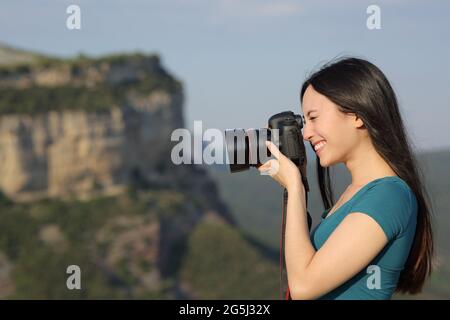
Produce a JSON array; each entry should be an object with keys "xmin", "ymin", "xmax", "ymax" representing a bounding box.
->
[
  {"xmin": 0, "ymin": 45, "xmax": 281, "ymax": 299},
  {"xmin": 0, "ymin": 49, "xmax": 202, "ymax": 203}
]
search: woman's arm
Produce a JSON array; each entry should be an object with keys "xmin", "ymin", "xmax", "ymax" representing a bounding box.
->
[
  {"xmin": 284, "ymin": 182, "xmax": 317, "ymax": 298},
  {"xmin": 259, "ymin": 141, "xmax": 389, "ymax": 300}
]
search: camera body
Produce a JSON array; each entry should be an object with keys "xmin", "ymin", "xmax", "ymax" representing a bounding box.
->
[{"xmin": 267, "ymin": 111, "xmax": 305, "ymax": 166}]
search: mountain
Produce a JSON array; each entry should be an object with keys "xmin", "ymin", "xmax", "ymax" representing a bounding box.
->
[{"xmin": 0, "ymin": 45, "xmax": 281, "ymax": 299}]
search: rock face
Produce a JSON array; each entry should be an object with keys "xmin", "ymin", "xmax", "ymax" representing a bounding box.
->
[
  {"xmin": 0, "ymin": 50, "xmax": 183, "ymax": 199},
  {"xmin": 0, "ymin": 91, "xmax": 183, "ymax": 201},
  {"xmin": 0, "ymin": 49, "xmax": 234, "ymax": 225}
]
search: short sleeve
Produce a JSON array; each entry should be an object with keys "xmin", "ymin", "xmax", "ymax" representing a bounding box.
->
[{"xmin": 349, "ymin": 181, "xmax": 415, "ymax": 241}]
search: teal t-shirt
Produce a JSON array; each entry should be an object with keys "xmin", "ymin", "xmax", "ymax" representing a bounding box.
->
[{"xmin": 310, "ymin": 176, "xmax": 418, "ymax": 300}]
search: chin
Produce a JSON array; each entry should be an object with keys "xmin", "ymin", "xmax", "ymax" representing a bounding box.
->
[
  {"xmin": 318, "ymin": 155, "xmax": 337, "ymax": 168},
  {"xmin": 318, "ymin": 157, "xmax": 329, "ymax": 167}
]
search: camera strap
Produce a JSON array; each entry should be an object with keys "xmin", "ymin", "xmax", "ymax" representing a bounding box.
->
[{"xmin": 280, "ymin": 188, "xmax": 288, "ymax": 300}]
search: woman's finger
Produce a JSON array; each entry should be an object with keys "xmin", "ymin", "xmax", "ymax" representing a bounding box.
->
[
  {"xmin": 259, "ymin": 159, "xmax": 280, "ymax": 176},
  {"xmin": 257, "ymin": 160, "xmax": 270, "ymax": 172},
  {"xmin": 265, "ymin": 141, "xmax": 283, "ymax": 160}
]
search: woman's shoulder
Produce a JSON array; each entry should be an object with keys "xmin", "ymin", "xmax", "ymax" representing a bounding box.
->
[
  {"xmin": 367, "ymin": 176, "xmax": 417, "ymax": 206},
  {"xmin": 350, "ymin": 176, "xmax": 418, "ymax": 239}
]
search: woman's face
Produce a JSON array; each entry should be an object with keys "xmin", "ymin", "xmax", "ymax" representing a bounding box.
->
[{"xmin": 301, "ymin": 85, "xmax": 364, "ymax": 167}]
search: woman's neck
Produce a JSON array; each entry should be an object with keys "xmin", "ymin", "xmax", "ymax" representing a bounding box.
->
[{"xmin": 344, "ymin": 141, "xmax": 397, "ymax": 187}]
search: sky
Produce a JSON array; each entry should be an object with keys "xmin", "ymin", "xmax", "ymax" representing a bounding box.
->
[{"xmin": 1, "ymin": 0, "xmax": 449, "ymax": 152}]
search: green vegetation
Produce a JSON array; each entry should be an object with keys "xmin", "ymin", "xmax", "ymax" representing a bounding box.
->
[
  {"xmin": 0, "ymin": 52, "xmax": 157, "ymax": 76},
  {"xmin": 180, "ymin": 217, "xmax": 279, "ymax": 299},
  {"xmin": 0, "ymin": 52, "xmax": 182, "ymax": 115},
  {"xmin": 0, "ymin": 190, "xmax": 167, "ymax": 299},
  {"xmin": 0, "ymin": 85, "xmax": 120, "ymax": 114},
  {"xmin": 0, "ymin": 188, "xmax": 280, "ymax": 299}
]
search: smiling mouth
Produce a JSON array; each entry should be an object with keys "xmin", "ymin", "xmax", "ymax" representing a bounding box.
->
[{"xmin": 314, "ymin": 141, "xmax": 327, "ymax": 153}]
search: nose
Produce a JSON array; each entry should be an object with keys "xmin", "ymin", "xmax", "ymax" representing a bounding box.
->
[{"xmin": 302, "ymin": 120, "xmax": 313, "ymax": 142}]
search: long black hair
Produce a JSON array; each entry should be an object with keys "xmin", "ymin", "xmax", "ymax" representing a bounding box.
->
[{"xmin": 300, "ymin": 57, "xmax": 434, "ymax": 294}]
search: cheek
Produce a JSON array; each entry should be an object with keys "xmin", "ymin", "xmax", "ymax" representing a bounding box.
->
[
  {"xmin": 325, "ymin": 117, "xmax": 352, "ymax": 141},
  {"xmin": 318, "ymin": 122, "xmax": 352, "ymax": 161},
  {"xmin": 315, "ymin": 119, "xmax": 339, "ymax": 142},
  {"xmin": 327, "ymin": 125, "xmax": 359, "ymax": 160}
]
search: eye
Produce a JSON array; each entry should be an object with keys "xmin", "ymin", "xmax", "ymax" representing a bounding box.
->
[{"xmin": 310, "ymin": 116, "xmax": 317, "ymax": 121}]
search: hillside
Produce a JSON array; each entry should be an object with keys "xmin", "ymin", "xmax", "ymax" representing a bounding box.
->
[
  {"xmin": 0, "ymin": 43, "xmax": 47, "ymax": 66},
  {"xmin": 0, "ymin": 45, "xmax": 281, "ymax": 299}
]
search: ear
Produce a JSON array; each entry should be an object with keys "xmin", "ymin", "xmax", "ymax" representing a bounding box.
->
[{"xmin": 352, "ymin": 113, "xmax": 365, "ymax": 129}]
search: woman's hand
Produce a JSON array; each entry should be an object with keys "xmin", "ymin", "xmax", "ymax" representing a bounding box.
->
[{"xmin": 258, "ymin": 141, "xmax": 303, "ymax": 193}]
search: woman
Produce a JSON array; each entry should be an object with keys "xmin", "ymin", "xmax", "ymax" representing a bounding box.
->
[{"xmin": 258, "ymin": 57, "xmax": 434, "ymax": 300}]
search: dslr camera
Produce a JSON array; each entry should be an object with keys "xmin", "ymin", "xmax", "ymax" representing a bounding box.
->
[{"xmin": 224, "ymin": 111, "xmax": 308, "ymax": 189}]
